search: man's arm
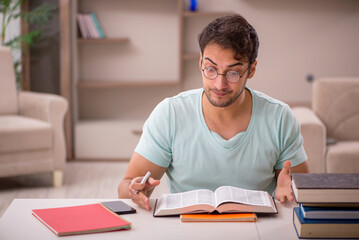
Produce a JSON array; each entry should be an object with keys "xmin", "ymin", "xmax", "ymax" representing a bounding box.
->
[
  {"xmin": 118, "ymin": 152, "xmax": 166, "ymax": 210},
  {"xmin": 274, "ymin": 161, "xmax": 309, "ymax": 204}
]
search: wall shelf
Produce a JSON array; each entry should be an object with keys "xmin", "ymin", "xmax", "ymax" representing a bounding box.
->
[
  {"xmin": 77, "ymin": 80, "xmax": 180, "ymax": 88},
  {"xmin": 77, "ymin": 38, "xmax": 130, "ymax": 44}
]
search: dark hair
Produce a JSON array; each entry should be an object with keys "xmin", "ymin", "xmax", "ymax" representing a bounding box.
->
[{"xmin": 198, "ymin": 14, "xmax": 259, "ymax": 64}]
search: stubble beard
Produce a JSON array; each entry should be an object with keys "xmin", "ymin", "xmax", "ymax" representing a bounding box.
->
[{"xmin": 204, "ymin": 86, "xmax": 246, "ymax": 108}]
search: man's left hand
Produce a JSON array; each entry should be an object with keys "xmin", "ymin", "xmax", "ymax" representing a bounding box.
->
[{"xmin": 275, "ymin": 160, "xmax": 294, "ymax": 204}]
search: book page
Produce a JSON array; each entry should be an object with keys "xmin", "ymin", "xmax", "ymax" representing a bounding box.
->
[
  {"xmin": 214, "ymin": 186, "xmax": 271, "ymax": 207},
  {"xmin": 157, "ymin": 189, "xmax": 215, "ymax": 210}
]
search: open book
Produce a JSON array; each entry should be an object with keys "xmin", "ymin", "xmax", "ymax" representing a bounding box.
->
[{"xmin": 153, "ymin": 186, "xmax": 277, "ymax": 217}]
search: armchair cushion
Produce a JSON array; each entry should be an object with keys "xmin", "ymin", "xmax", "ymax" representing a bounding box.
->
[
  {"xmin": 326, "ymin": 141, "xmax": 359, "ymax": 173},
  {"xmin": 0, "ymin": 115, "xmax": 52, "ymax": 153},
  {"xmin": 313, "ymin": 78, "xmax": 359, "ymax": 140}
]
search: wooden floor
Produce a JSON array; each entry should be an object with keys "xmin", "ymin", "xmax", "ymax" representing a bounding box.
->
[{"xmin": 0, "ymin": 161, "xmax": 169, "ymax": 217}]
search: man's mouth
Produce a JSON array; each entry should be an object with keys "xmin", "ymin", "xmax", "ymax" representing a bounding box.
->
[{"xmin": 211, "ymin": 89, "xmax": 230, "ymax": 97}]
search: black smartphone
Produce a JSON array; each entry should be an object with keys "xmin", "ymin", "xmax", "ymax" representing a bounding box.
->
[{"xmin": 101, "ymin": 200, "xmax": 137, "ymax": 214}]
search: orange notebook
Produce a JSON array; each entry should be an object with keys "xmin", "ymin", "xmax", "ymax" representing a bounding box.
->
[
  {"xmin": 32, "ymin": 203, "xmax": 131, "ymax": 236},
  {"xmin": 180, "ymin": 213, "xmax": 257, "ymax": 222}
]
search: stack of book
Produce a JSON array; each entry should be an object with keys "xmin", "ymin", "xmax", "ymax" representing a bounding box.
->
[
  {"xmin": 291, "ymin": 173, "xmax": 359, "ymax": 239},
  {"xmin": 76, "ymin": 13, "xmax": 105, "ymax": 39}
]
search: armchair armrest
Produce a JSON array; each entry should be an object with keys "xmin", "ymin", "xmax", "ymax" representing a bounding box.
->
[
  {"xmin": 18, "ymin": 91, "xmax": 68, "ymax": 169},
  {"xmin": 18, "ymin": 91, "xmax": 67, "ymax": 122},
  {"xmin": 292, "ymin": 107, "xmax": 326, "ymax": 173}
]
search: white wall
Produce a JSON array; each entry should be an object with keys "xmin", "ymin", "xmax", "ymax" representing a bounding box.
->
[{"xmin": 184, "ymin": 0, "xmax": 359, "ymax": 104}]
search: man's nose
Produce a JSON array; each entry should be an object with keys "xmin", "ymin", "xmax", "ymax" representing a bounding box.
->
[{"xmin": 213, "ymin": 73, "xmax": 228, "ymax": 90}]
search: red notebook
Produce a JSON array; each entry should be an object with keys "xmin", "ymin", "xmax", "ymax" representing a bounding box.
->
[{"xmin": 32, "ymin": 203, "xmax": 131, "ymax": 236}]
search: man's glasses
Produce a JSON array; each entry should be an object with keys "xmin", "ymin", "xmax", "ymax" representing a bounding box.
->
[{"xmin": 201, "ymin": 65, "xmax": 250, "ymax": 83}]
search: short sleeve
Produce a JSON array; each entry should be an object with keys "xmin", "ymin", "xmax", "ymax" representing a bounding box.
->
[
  {"xmin": 135, "ymin": 98, "xmax": 173, "ymax": 168},
  {"xmin": 275, "ymin": 105, "xmax": 307, "ymax": 169}
]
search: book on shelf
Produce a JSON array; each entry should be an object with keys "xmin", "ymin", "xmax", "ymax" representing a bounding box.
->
[
  {"xmin": 300, "ymin": 203, "xmax": 359, "ymax": 219},
  {"xmin": 84, "ymin": 14, "xmax": 99, "ymax": 39},
  {"xmin": 76, "ymin": 13, "xmax": 89, "ymax": 39},
  {"xmin": 180, "ymin": 213, "xmax": 257, "ymax": 222},
  {"xmin": 291, "ymin": 173, "xmax": 359, "ymax": 203},
  {"xmin": 293, "ymin": 207, "xmax": 359, "ymax": 239},
  {"xmin": 76, "ymin": 13, "xmax": 105, "ymax": 39},
  {"xmin": 153, "ymin": 186, "xmax": 278, "ymax": 217},
  {"xmin": 32, "ymin": 203, "xmax": 131, "ymax": 236},
  {"xmin": 90, "ymin": 13, "xmax": 105, "ymax": 38}
]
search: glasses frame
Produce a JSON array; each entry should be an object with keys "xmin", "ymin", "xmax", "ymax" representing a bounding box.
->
[{"xmin": 201, "ymin": 64, "xmax": 251, "ymax": 83}]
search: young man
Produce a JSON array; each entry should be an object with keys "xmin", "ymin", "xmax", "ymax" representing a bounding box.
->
[{"xmin": 118, "ymin": 14, "xmax": 309, "ymax": 210}]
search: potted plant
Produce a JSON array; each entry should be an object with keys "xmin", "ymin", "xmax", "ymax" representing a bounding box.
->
[{"xmin": 0, "ymin": 0, "xmax": 55, "ymax": 88}]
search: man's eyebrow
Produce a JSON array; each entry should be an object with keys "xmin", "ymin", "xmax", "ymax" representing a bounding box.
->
[
  {"xmin": 204, "ymin": 57, "xmax": 217, "ymax": 66},
  {"xmin": 228, "ymin": 62, "xmax": 244, "ymax": 67},
  {"xmin": 204, "ymin": 57, "xmax": 244, "ymax": 68}
]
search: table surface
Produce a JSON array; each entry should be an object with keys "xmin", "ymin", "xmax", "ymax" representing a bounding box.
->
[{"xmin": 0, "ymin": 198, "xmax": 301, "ymax": 240}]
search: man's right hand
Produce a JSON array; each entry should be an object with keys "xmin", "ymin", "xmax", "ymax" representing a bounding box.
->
[{"xmin": 128, "ymin": 176, "xmax": 160, "ymax": 211}]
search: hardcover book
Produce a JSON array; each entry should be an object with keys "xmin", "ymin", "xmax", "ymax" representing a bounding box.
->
[
  {"xmin": 32, "ymin": 203, "xmax": 131, "ymax": 236},
  {"xmin": 293, "ymin": 207, "xmax": 359, "ymax": 239},
  {"xmin": 153, "ymin": 186, "xmax": 277, "ymax": 217},
  {"xmin": 300, "ymin": 204, "xmax": 359, "ymax": 219},
  {"xmin": 291, "ymin": 173, "xmax": 359, "ymax": 203},
  {"xmin": 76, "ymin": 13, "xmax": 89, "ymax": 39},
  {"xmin": 90, "ymin": 13, "xmax": 105, "ymax": 38}
]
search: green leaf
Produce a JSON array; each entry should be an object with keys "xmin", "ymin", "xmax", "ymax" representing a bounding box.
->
[
  {"xmin": 10, "ymin": 0, "xmax": 22, "ymax": 12},
  {"xmin": 23, "ymin": 30, "xmax": 42, "ymax": 46},
  {"xmin": 0, "ymin": 0, "xmax": 12, "ymax": 10},
  {"xmin": 23, "ymin": 2, "xmax": 56, "ymax": 26},
  {"xmin": 4, "ymin": 36, "xmax": 22, "ymax": 50},
  {"xmin": 4, "ymin": 30, "xmax": 42, "ymax": 52}
]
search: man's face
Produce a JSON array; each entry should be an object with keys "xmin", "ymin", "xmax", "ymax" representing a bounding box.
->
[{"xmin": 200, "ymin": 43, "xmax": 256, "ymax": 108}]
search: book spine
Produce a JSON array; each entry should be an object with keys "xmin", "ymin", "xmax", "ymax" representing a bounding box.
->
[
  {"xmin": 294, "ymin": 207, "xmax": 359, "ymax": 224},
  {"xmin": 84, "ymin": 14, "xmax": 99, "ymax": 39},
  {"xmin": 82, "ymin": 14, "xmax": 92, "ymax": 39},
  {"xmin": 76, "ymin": 14, "xmax": 88, "ymax": 39},
  {"xmin": 90, "ymin": 13, "xmax": 105, "ymax": 39}
]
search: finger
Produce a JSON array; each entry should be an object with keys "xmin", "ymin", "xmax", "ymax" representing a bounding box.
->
[
  {"xmin": 146, "ymin": 178, "xmax": 160, "ymax": 187},
  {"xmin": 283, "ymin": 161, "xmax": 291, "ymax": 171},
  {"xmin": 130, "ymin": 195, "xmax": 148, "ymax": 210},
  {"xmin": 286, "ymin": 192, "xmax": 295, "ymax": 202},
  {"xmin": 129, "ymin": 183, "xmax": 152, "ymax": 210},
  {"xmin": 130, "ymin": 191, "xmax": 151, "ymax": 210},
  {"xmin": 138, "ymin": 192, "xmax": 151, "ymax": 210},
  {"xmin": 280, "ymin": 195, "xmax": 287, "ymax": 204},
  {"xmin": 130, "ymin": 178, "xmax": 146, "ymax": 192}
]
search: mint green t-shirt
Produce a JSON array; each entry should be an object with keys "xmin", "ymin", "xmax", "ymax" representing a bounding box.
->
[{"xmin": 135, "ymin": 88, "xmax": 307, "ymax": 195}]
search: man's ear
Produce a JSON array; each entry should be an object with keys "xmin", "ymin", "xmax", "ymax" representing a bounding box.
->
[
  {"xmin": 199, "ymin": 52, "xmax": 203, "ymax": 70},
  {"xmin": 247, "ymin": 60, "xmax": 257, "ymax": 79}
]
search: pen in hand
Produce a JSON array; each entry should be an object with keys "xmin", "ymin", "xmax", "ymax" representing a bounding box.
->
[{"xmin": 135, "ymin": 171, "xmax": 151, "ymax": 194}]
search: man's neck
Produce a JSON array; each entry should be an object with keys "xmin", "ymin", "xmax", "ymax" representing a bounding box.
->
[
  {"xmin": 202, "ymin": 88, "xmax": 253, "ymax": 140},
  {"xmin": 202, "ymin": 88, "xmax": 251, "ymax": 122}
]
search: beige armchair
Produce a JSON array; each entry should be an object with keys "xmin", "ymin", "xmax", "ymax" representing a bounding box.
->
[
  {"xmin": 293, "ymin": 78, "xmax": 359, "ymax": 173},
  {"xmin": 0, "ymin": 46, "xmax": 68, "ymax": 187}
]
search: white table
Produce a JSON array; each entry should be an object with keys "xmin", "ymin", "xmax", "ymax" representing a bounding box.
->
[{"xmin": 0, "ymin": 199, "xmax": 300, "ymax": 240}]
